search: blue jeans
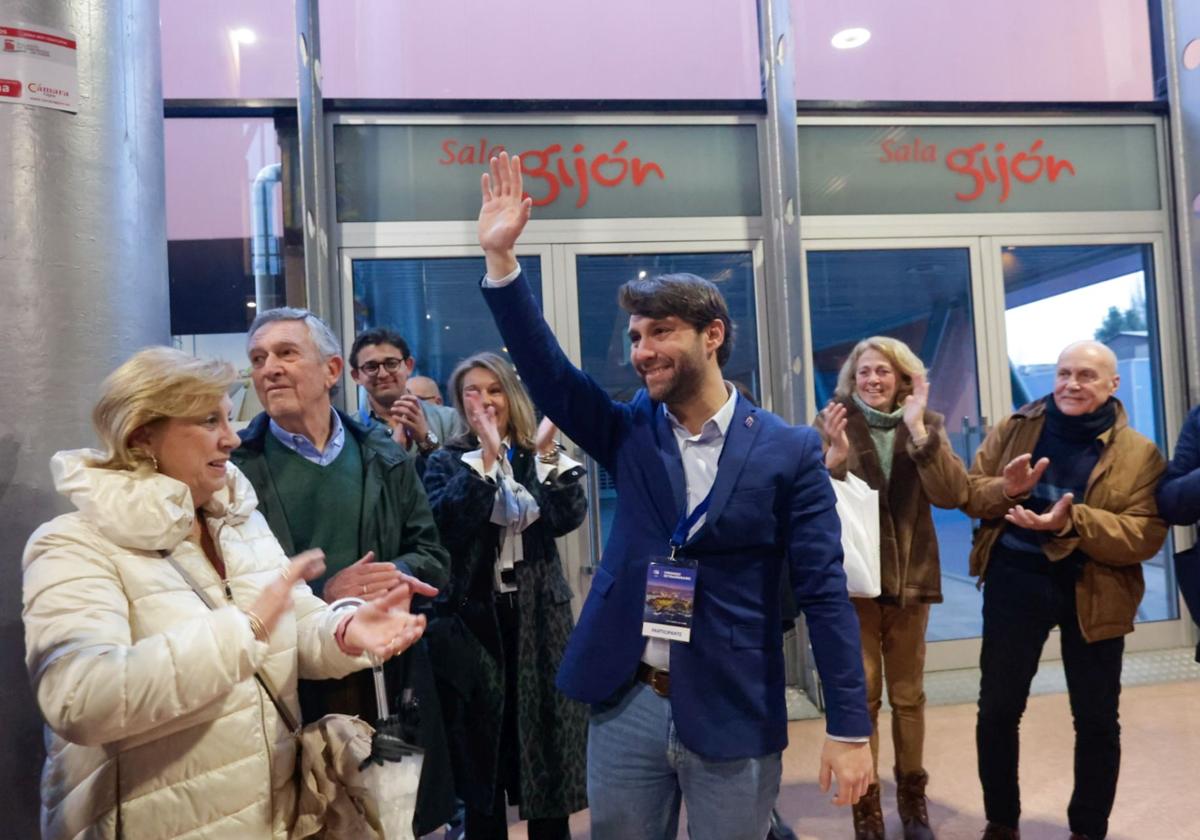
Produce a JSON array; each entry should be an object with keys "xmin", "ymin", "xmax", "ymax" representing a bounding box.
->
[{"xmin": 587, "ymin": 681, "xmax": 781, "ymax": 840}]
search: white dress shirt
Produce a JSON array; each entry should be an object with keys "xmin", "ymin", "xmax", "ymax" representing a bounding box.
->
[{"xmin": 641, "ymin": 384, "xmax": 738, "ymax": 670}]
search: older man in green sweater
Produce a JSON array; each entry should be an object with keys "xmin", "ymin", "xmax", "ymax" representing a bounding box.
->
[{"xmin": 232, "ymin": 306, "xmax": 455, "ymax": 836}]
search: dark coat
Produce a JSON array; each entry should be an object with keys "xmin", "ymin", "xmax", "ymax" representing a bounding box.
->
[
  {"xmin": 1156, "ymin": 404, "xmax": 1200, "ymax": 660},
  {"xmin": 422, "ymin": 439, "xmax": 589, "ymax": 820},
  {"xmin": 232, "ymin": 410, "xmax": 455, "ymax": 835},
  {"xmin": 815, "ymin": 397, "xmax": 968, "ymax": 606},
  {"xmin": 1157, "ymin": 404, "xmax": 1200, "ymax": 526}
]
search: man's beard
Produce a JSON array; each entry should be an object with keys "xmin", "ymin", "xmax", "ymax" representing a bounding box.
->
[{"xmin": 643, "ymin": 351, "xmax": 705, "ymax": 405}]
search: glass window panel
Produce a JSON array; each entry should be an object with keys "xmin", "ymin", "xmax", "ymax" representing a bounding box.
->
[
  {"xmin": 797, "ymin": 125, "xmax": 1160, "ymax": 216},
  {"xmin": 334, "ymin": 124, "xmax": 761, "ymax": 223},
  {"xmin": 1001, "ymin": 243, "xmax": 1176, "ymax": 623},
  {"xmin": 166, "ymin": 117, "xmax": 288, "ymax": 424},
  {"xmin": 351, "ymin": 256, "xmax": 544, "ymax": 406},
  {"xmin": 575, "ymin": 252, "xmax": 759, "ymax": 545},
  {"xmin": 807, "ymin": 248, "xmax": 983, "ymax": 641}
]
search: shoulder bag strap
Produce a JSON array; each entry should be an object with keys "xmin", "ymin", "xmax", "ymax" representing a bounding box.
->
[{"xmin": 161, "ymin": 551, "xmax": 302, "ymax": 734}]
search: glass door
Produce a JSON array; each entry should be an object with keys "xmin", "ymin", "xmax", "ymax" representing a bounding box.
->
[
  {"xmin": 802, "ymin": 240, "xmax": 993, "ymax": 653},
  {"xmin": 984, "ymin": 235, "xmax": 1187, "ymax": 652}
]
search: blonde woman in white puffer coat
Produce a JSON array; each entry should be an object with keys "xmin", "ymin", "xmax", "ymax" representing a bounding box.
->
[{"xmin": 23, "ymin": 348, "xmax": 435, "ymax": 840}]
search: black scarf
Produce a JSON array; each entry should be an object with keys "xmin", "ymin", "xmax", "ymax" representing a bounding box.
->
[{"xmin": 1043, "ymin": 395, "xmax": 1117, "ymax": 443}]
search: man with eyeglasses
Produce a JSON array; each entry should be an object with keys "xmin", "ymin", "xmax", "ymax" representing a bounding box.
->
[{"xmin": 349, "ymin": 328, "xmax": 465, "ymax": 473}]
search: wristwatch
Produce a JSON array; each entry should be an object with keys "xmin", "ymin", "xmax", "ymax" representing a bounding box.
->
[{"xmin": 417, "ymin": 429, "xmax": 440, "ymax": 454}]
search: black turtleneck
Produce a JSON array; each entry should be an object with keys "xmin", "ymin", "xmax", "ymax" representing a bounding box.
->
[{"xmin": 998, "ymin": 396, "xmax": 1117, "ymax": 557}]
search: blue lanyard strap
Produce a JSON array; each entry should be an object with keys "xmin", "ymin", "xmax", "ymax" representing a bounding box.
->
[{"xmin": 669, "ymin": 490, "xmax": 714, "ymax": 559}]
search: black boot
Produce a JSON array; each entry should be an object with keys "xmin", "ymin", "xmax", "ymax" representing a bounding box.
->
[
  {"xmin": 852, "ymin": 783, "xmax": 886, "ymax": 840},
  {"xmin": 896, "ymin": 769, "xmax": 935, "ymax": 840},
  {"xmin": 981, "ymin": 823, "xmax": 1020, "ymax": 840}
]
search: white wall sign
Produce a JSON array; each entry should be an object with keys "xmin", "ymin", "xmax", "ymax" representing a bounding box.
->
[{"xmin": 0, "ymin": 24, "xmax": 78, "ymax": 113}]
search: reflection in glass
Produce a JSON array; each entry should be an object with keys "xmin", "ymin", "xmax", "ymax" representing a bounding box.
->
[
  {"xmin": 166, "ymin": 117, "xmax": 287, "ymax": 422},
  {"xmin": 807, "ymin": 248, "xmax": 982, "ymax": 641},
  {"xmin": 1001, "ymin": 244, "xmax": 1176, "ymax": 623},
  {"xmin": 351, "ymin": 256, "xmax": 543, "ymax": 402},
  {"xmin": 575, "ymin": 252, "xmax": 759, "ymax": 545}
]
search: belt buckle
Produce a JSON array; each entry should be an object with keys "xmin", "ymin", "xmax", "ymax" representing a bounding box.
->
[{"xmin": 649, "ymin": 669, "xmax": 670, "ymax": 698}]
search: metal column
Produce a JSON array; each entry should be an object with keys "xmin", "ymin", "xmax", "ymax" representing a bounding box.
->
[
  {"xmin": 758, "ymin": 0, "xmax": 822, "ymax": 707},
  {"xmin": 295, "ymin": 0, "xmax": 336, "ymax": 331},
  {"xmin": 0, "ymin": 0, "xmax": 168, "ymax": 833}
]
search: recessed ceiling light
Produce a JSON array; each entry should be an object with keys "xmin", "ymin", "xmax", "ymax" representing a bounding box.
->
[
  {"xmin": 831, "ymin": 28, "xmax": 870, "ymax": 50},
  {"xmin": 230, "ymin": 28, "xmax": 257, "ymax": 45}
]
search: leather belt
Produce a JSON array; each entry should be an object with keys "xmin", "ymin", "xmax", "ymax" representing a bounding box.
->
[{"xmin": 636, "ymin": 662, "xmax": 670, "ymax": 698}]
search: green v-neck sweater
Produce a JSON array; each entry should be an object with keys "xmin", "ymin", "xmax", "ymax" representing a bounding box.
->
[{"xmin": 263, "ymin": 431, "xmax": 364, "ymax": 595}]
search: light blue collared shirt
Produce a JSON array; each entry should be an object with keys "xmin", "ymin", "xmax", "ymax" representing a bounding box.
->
[{"xmin": 268, "ymin": 409, "xmax": 346, "ymax": 466}]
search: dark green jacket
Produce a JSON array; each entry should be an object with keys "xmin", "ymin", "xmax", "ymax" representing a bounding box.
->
[{"xmin": 232, "ymin": 409, "xmax": 454, "ymax": 835}]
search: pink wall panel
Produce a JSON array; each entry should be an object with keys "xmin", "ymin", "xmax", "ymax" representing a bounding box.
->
[
  {"xmin": 160, "ymin": 0, "xmax": 296, "ymax": 99},
  {"xmin": 317, "ymin": 0, "xmax": 762, "ymax": 99},
  {"xmin": 160, "ymin": 1, "xmax": 1153, "ymax": 103},
  {"xmin": 793, "ymin": 0, "xmax": 1154, "ymax": 102},
  {"xmin": 165, "ymin": 119, "xmax": 281, "ymax": 241}
]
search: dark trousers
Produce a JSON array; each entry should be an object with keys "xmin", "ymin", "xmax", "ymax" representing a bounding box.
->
[
  {"xmin": 977, "ymin": 550, "xmax": 1125, "ymax": 839},
  {"xmin": 464, "ymin": 594, "xmax": 570, "ymax": 840}
]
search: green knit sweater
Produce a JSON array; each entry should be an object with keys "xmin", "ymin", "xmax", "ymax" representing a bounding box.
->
[
  {"xmin": 263, "ymin": 432, "xmax": 364, "ymax": 595},
  {"xmin": 851, "ymin": 393, "xmax": 904, "ymax": 481}
]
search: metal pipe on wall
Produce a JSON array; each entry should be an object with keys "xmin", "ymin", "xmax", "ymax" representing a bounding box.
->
[{"xmin": 0, "ymin": 0, "xmax": 168, "ymax": 833}]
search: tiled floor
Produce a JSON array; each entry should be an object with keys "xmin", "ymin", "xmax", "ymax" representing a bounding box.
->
[{"xmin": 495, "ymin": 649, "xmax": 1200, "ymax": 839}]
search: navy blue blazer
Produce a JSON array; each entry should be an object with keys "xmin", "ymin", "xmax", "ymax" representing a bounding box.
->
[
  {"xmin": 1157, "ymin": 405, "xmax": 1200, "ymax": 661},
  {"xmin": 483, "ymin": 271, "xmax": 870, "ymax": 760}
]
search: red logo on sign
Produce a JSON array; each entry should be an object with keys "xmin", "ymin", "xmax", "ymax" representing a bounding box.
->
[
  {"xmin": 438, "ymin": 137, "xmax": 666, "ymax": 209},
  {"xmin": 3, "ymin": 39, "xmax": 14, "ymax": 52},
  {"xmin": 0, "ymin": 78, "xmax": 21, "ymax": 97},
  {"xmin": 879, "ymin": 135, "xmax": 1077, "ymax": 204}
]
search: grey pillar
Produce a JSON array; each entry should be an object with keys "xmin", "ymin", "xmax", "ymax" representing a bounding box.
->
[
  {"xmin": 1164, "ymin": 0, "xmax": 1200, "ymax": 395},
  {"xmin": 758, "ymin": 0, "xmax": 822, "ymax": 707},
  {"xmin": 295, "ymin": 0, "xmax": 335, "ymax": 326},
  {"xmin": 0, "ymin": 0, "xmax": 168, "ymax": 833}
]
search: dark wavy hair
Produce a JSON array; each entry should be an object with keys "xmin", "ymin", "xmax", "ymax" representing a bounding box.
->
[{"xmin": 617, "ymin": 272, "xmax": 733, "ymax": 367}]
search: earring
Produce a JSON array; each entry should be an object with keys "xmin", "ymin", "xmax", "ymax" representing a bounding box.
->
[{"xmin": 141, "ymin": 450, "xmax": 158, "ymax": 471}]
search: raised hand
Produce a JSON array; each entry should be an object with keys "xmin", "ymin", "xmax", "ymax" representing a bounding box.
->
[
  {"xmin": 821, "ymin": 401, "xmax": 850, "ymax": 471},
  {"xmin": 1006, "ymin": 493, "xmax": 1074, "ymax": 532},
  {"xmin": 343, "ymin": 582, "xmax": 428, "ymax": 660},
  {"xmin": 1002, "ymin": 453, "xmax": 1050, "ymax": 498},
  {"xmin": 902, "ymin": 373, "xmax": 930, "ymax": 441},
  {"xmin": 322, "ymin": 550, "xmax": 403, "ymax": 603},
  {"xmin": 249, "ymin": 549, "xmax": 326, "ymax": 636},
  {"xmin": 465, "ymin": 390, "xmax": 503, "ymax": 471},
  {"xmin": 535, "ymin": 416, "xmax": 559, "ymax": 459},
  {"xmin": 478, "ymin": 151, "xmax": 532, "ymax": 279}
]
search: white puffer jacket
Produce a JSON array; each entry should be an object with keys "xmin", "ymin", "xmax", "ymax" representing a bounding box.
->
[{"xmin": 23, "ymin": 450, "xmax": 371, "ymax": 840}]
